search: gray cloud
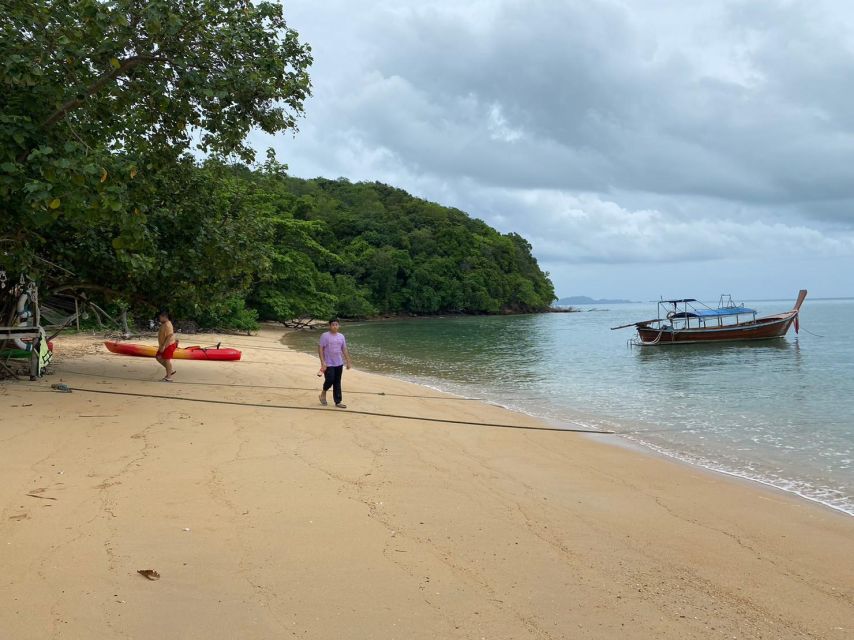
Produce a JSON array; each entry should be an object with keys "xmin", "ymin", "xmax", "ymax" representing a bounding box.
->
[
  {"xmin": 365, "ymin": 0, "xmax": 854, "ymax": 208},
  {"xmin": 257, "ymin": 0, "xmax": 854, "ymax": 297}
]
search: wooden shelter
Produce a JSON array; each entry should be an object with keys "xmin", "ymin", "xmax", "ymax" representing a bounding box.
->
[{"xmin": 0, "ymin": 272, "xmax": 51, "ymax": 379}]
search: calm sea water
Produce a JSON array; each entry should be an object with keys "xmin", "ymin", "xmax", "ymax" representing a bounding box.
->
[{"xmin": 287, "ymin": 299, "xmax": 854, "ymax": 516}]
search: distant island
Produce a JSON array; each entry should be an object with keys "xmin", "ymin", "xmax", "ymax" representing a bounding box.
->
[{"xmin": 555, "ymin": 296, "xmax": 636, "ymax": 306}]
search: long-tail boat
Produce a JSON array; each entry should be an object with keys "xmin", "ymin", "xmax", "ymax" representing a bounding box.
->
[{"xmin": 611, "ymin": 290, "xmax": 807, "ymax": 346}]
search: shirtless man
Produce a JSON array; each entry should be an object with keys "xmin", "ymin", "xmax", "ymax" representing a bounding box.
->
[{"xmin": 155, "ymin": 309, "xmax": 178, "ymax": 382}]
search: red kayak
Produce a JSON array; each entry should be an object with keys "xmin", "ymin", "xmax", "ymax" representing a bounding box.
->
[{"xmin": 104, "ymin": 341, "xmax": 241, "ymax": 361}]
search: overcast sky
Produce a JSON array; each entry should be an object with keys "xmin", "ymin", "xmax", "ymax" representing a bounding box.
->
[{"xmin": 253, "ymin": 0, "xmax": 854, "ymax": 300}]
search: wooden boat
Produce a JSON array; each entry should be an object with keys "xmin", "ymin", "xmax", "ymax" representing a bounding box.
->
[
  {"xmin": 104, "ymin": 341, "xmax": 242, "ymax": 361},
  {"xmin": 612, "ymin": 290, "xmax": 807, "ymax": 346}
]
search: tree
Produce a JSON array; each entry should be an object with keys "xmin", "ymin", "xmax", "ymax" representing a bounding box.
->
[
  {"xmin": 48, "ymin": 158, "xmax": 342, "ymax": 328},
  {"xmin": 1, "ymin": 0, "xmax": 312, "ymax": 271},
  {"xmin": 234, "ymin": 155, "xmax": 337, "ymax": 322}
]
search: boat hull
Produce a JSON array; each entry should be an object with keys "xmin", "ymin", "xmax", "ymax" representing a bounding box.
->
[
  {"xmin": 104, "ymin": 341, "xmax": 241, "ymax": 361},
  {"xmin": 636, "ymin": 312, "xmax": 797, "ymax": 345}
]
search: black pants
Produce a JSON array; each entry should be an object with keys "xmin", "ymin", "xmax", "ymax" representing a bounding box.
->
[{"xmin": 323, "ymin": 365, "xmax": 344, "ymax": 405}]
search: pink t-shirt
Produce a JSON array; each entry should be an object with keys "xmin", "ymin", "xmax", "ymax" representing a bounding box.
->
[{"xmin": 319, "ymin": 331, "xmax": 347, "ymax": 366}]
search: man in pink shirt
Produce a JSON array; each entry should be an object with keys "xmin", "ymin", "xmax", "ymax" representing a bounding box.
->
[{"xmin": 318, "ymin": 318, "xmax": 352, "ymax": 408}]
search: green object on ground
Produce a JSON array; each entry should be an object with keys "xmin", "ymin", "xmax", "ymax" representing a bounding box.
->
[{"xmin": 0, "ymin": 349, "xmax": 31, "ymax": 359}]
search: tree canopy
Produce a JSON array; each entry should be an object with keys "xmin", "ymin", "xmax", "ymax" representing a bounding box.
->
[
  {"xmin": 1, "ymin": 1, "xmax": 554, "ymax": 330},
  {"xmin": 282, "ymin": 178, "xmax": 556, "ymax": 316},
  {"xmin": 1, "ymin": 0, "xmax": 311, "ymax": 270},
  {"xmin": 17, "ymin": 158, "xmax": 556, "ymax": 328}
]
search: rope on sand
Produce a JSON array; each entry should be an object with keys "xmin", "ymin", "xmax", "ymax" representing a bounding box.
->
[
  {"xmin": 55, "ymin": 386, "xmax": 615, "ymax": 435},
  {"xmin": 59, "ymin": 369, "xmax": 486, "ymax": 400}
]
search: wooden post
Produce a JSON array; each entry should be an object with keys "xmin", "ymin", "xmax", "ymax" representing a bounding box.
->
[
  {"xmin": 32, "ymin": 285, "xmax": 40, "ymax": 329},
  {"xmin": 74, "ymin": 298, "xmax": 80, "ymax": 331},
  {"xmin": 30, "ymin": 284, "xmax": 40, "ymax": 380},
  {"xmin": 29, "ymin": 332, "xmax": 39, "ymax": 380}
]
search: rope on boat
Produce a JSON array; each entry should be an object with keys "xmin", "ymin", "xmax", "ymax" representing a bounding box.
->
[
  {"xmin": 646, "ymin": 328, "xmax": 666, "ymax": 345},
  {"xmin": 50, "ymin": 386, "xmax": 615, "ymax": 435},
  {"xmin": 631, "ymin": 325, "xmax": 667, "ymax": 347}
]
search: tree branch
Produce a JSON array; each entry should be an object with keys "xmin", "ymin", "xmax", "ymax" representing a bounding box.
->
[
  {"xmin": 50, "ymin": 283, "xmax": 123, "ymax": 297},
  {"xmin": 40, "ymin": 56, "xmax": 166, "ymax": 130}
]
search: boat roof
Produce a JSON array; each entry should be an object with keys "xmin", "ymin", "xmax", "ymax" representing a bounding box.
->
[
  {"xmin": 662, "ymin": 299, "xmax": 697, "ymax": 304},
  {"xmin": 670, "ymin": 306, "xmax": 756, "ymax": 319}
]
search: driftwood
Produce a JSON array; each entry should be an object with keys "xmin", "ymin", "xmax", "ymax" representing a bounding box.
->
[
  {"xmin": 282, "ymin": 317, "xmax": 318, "ymax": 330},
  {"xmin": 0, "ymin": 357, "xmax": 21, "ymax": 379}
]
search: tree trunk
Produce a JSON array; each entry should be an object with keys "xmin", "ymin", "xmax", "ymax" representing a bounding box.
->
[
  {"xmin": 120, "ymin": 309, "xmax": 130, "ymax": 338},
  {"xmin": 90, "ymin": 304, "xmax": 104, "ymax": 329}
]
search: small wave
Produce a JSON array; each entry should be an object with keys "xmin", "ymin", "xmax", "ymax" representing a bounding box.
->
[
  {"xmin": 621, "ymin": 434, "xmax": 854, "ymax": 517},
  {"xmin": 361, "ymin": 368, "xmax": 854, "ymax": 517}
]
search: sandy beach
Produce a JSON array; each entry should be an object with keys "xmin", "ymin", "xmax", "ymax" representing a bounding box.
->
[{"xmin": 1, "ymin": 328, "xmax": 852, "ymax": 639}]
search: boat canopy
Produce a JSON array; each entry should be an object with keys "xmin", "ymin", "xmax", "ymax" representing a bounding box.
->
[{"xmin": 669, "ymin": 306, "xmax": 756, "ymax": 319}]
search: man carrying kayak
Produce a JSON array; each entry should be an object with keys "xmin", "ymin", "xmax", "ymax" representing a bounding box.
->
[
  {"xmin": 155, "ymin": 309, "xmax": 178, "ymax": 382},
  {"xmin": 318, "ymin": 318, "xmax": 352, "ymax": 408}
]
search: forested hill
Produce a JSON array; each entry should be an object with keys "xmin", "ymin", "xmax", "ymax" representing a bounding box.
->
[
  {"xmin": 276, "ymin": 175, "xmax": 556, "ymax": 318},
  {"xmin": 18, "ymin": 160, "xmax": 555, "ymax": 330}
]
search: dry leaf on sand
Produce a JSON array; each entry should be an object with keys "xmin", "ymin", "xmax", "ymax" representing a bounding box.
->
[{"xmin": 137, "ymin": 569, "xmax": 160, "ymax": 581}]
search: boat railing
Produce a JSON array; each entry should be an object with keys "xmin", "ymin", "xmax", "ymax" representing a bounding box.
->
[{"xmin": 655, "ymin": 296, "xmax": 758, "ymax": 331}]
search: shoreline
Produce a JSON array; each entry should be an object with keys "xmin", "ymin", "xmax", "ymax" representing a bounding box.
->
[
  {"xmin": 1, "ymin": 329, "xmax": 852, "ymax": 638},
  {"xmin": 282, "ymin": 328, "xmax": 854, "ymax": 519}
]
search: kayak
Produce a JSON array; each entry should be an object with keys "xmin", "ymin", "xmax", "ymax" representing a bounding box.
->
[{"xmin": 104, "ymin": 341, "xmax": 241, "ymax": 361}]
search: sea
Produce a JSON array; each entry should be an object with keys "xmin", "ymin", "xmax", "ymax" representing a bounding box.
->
[{"xmin": 286, "ymin": 298, "xmax": 854, "ymax": 516}]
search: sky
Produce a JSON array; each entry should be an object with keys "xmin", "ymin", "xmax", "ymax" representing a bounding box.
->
[{"xmin": 252, "ymin": 0, "xmax": 854, "ymax": 300}]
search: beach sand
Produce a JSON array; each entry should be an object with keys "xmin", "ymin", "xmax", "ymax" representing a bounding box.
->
[{"xmin": 0, "ymin": 328, "xmax": 852, "ymax": 639}]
